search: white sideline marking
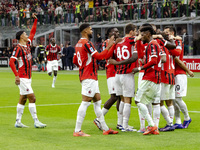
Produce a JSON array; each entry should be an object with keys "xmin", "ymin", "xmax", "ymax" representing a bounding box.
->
[{"xmin": 0, "ymin": 103, "xmax": 200, "ymax": 113}]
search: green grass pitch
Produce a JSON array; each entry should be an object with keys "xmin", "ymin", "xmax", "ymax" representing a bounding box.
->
[{"xmin": 0, "ymin": 68, "xmax": 200, "ymax": 150}]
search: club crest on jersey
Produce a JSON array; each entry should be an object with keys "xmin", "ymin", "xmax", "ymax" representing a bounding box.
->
[{"xmin": 90, "ymin": 47, "xmax": 94, "ymax": 52}]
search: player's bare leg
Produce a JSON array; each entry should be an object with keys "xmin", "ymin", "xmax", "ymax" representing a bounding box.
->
[
  {"xmin": 102, "ymin": 94, "xmax": 118, "ymax": 116},
  {"xmin": 27, "ymin": 93, "xmax": 46, "ymax": 128}
]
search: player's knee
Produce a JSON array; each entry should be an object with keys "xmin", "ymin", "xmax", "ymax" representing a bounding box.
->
[
  {"xmin": 166, "ymin": 100, "xmax": 173, "ymax": 106},
  {"xmin": 48, "ymin": 72, "xmax": 52, "ymax": 76},
  {"xmin": 54, "ymin": 71, "xmax": 57, "ymax": 76}
]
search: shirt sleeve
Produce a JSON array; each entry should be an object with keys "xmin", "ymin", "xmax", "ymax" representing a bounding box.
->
[
  {"xmin": 11, "ymin": 46, "xmax": 21, "ymax": 59},
  {"xmin": 149, "ymin": 43, "xmax": 158, "ymax": 57},
  {"xmin": 84, "ymin": 41, "xmax": 97, "ymax": 56}
]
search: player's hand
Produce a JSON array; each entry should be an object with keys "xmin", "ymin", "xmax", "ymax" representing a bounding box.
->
[
  {"xmin": 135, "ymin": 34, "xmax": 142, "ymax": 41},
  {"xmin": 169, "ymin": 35, "xmax": 175, "ymax": 40},
  {"xmin": 174, "ymin": 36, "xmax": 182, "ymax": 40},
  {"xmin": 15, "ymin": 76, "xmax": 20, "ymax": 85},
  {"xmin": 132, "ymin": 68, "xmax": 139, "ymax": 74},
  {"xmin": 153, "ymin": 34, "xmax": 163, "ymax": 39},
  {"xmin": 115, "ymin": 38, "xmax": 123, "ymax": 44},
  {"xmin": 107, "ymin": 35, "xmax": 115, "ymax": 49},
  {"xmin": 138, "ymin": 58, "xmax": 144, "ymax": 65},
  {"xmin": 188, "ymin": 71, "xmax": 194, "ymax": 77},
  {"xmin": 108, "ymin": 58, "xmax": 118, "ymax": 65},
  {"xmin": 32, "ymin": 13, "xmax": 37, "ymax": 19}
]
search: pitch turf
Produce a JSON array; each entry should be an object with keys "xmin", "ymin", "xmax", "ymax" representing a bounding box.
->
[{"xmin": 0, "ymin": 68, "xmax": 200, "ymax": 150}]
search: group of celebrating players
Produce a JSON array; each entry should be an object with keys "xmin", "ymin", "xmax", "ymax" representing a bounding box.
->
[
  {"xmin": 9, "ymin": 14, "xmax": 193, "ymax": 136},
  {"xmin": 73, "ymin": 23, "xmax": 194, "ymax": 136}
]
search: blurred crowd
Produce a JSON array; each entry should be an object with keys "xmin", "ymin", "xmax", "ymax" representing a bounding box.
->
[{"xmin": 1, "ymin": 0, "xmax": 200, "ymax": 27}]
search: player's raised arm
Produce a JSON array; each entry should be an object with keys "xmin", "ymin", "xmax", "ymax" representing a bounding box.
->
[{"xmin": 29, "ymin": 13, "xmax": 38, "ymax": 42}]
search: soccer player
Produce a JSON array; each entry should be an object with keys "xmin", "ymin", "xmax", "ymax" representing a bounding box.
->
[
  {"xmin": 164, "ymin": 26, "xmax": 192, "ymax": 129},
  {"xmin": 111, "ymin": 23, "xmax": 138, "ymax": 132},
  {"xmin": 133, "ymin": 25, "xmax": 162, "ymax": 135},
  {"xmin": 73, "ymin": 23, "xmax": 118, "ymax": 136},
  {"xmin": 159, "ymin": 33, "xmax": 180, "ymax": 131},
  {"xmin": 45, "ymin": 38, "xmax": 61, "ymax": 88},
  {"xmin": 36, "ymin": 45, "xmax": 46, "ymax": 72},
  {"xmin": 93, "ymin": 27, "xmax": 122, "ymax": 130},
  {"xmin": 9, "ymin": 14, "xmax": 46, "ymax": 128}
]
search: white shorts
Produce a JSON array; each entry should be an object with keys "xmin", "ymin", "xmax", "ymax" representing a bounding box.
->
[
  {"xmin": 18, "ymin": 78, "xmax": 34, "ymax": 95},
  {"xmin": 107, "ymin": 77, "xmax": 116, "ymax": 95},
  {"xmin": 47, "ymin": 60, "xmax": 58, "ymax": 73},
  {"xmin": 175, "ymin": 74, "xmax": 187, "ymax": 97},
  {"xmin": 160, "ymin": 83, "xmax": 175, "ymax": 100},
  {"xmin": 115, "ymin": 73, "xmax": 135, "ymax": 97},
  {"xmin": 138, "ymin": 72, "xmax": 144, "ymax": 87},
  {"xmin": 135, "ymin": 80, "xmax": 161, "ymax": 104},
  {"xmin": 81, "ymin": 79, "xmax": 100, "ymax": 97}
]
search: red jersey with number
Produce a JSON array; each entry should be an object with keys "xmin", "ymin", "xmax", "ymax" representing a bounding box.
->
[
  {"xmin": 46, "ymin": 44, "xmax": 61, "ymax": 61},
  {"xmin": 174, "ymin": 39, "xmax": 186, "ymax": 75},
  {"xmin": 102, "ymin": 39, "xmax": 116, "ymax": 79},
  {"xmin": 74, "ymin": 38, "xmax": 98, "ymax": 81},
  {"xmin": 114, "ymin": 36, "xmax": 137, "ymax": 74},
  {"xmin": 161, "ymin": 46, "xmax": 175, "ymax": 85},
  {"xmin": 142, "ymin": 40, "xmax": 162, "ymax": 84}
]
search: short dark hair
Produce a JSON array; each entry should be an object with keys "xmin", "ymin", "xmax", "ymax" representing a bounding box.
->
[
  {"xmin": 79, "ymin": 23, "xmax": 90, "ymax": 33},
  {"xmin": 140, "ymin": 26, "xmax": 155, "ymax": 35},
  {"xmin": 16, "ymin": 30, "xmax": 24, "ymax": 40},
  {"xmin": 125, "ymin": 23, "xmax": 136, "ymax": 34},
  {"xmin": 106, "ymin": 27, "xmax": 114, "ymax": 37},
  {"xmin": 164, "ymin": 26, "xmax": 176, "ymax": 36}
]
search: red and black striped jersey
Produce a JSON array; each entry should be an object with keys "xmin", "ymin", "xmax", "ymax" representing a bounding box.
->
[
  {"xmin": 174, "ymin": 39, "xmax": 186, "ymax": 75},
  {"xmin": 143, "ymin": 40, "xmax": 162, "ymax": 84},
  {"xmin": 74, "ymin": 38, "xmax": 98, "ymax": 81},
  {"xmin": 11, "ymin": 43, "xmax": 32, "ymax": 79},
  {"xmin": 45, "ymin": 44, "xmax": 61, "ymax": 61},
  {"xmin": 156, "ymin": 38, "xmax": 167, "ymax": 47},
  {"xmin": 10, "ymin": 19, "xmax": 37, "ymax": 79},
  {"xmin": 114, "ymin": 36, "xmax": 137, "ymax": 74},
  {"xmin": 102, "ymin": 39, "xmax": 117, "ymax": 79},
  {"xmin": 161, "ymin": 46, "xmax": 175, "ymax": 85}
]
